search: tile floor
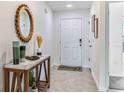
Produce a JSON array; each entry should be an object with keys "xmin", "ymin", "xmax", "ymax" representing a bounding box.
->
[
  {"xmin": 109, "ymin": 76, "xmax": 124, "ymax": 90},
  {"xmin": 48, "ymin": 66, "xmax": 97, "ymax": 92}
]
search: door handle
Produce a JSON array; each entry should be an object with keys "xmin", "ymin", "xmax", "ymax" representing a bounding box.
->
[
  {"xmin": 79, "ymin": 38, "xmax": 82, "ymax": 46},
  {"xmin": 79, "ymin": 38, "xmax": 82, "ymax": 43},
  {"xmin": 89, "ymin": 45, "xmax": 92, "ymax": 47}
]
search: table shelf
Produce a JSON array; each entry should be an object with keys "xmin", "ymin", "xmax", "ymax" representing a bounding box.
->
[{"xmin": 37, "ymin": 81, "xmax": 49, "ymax": 92}]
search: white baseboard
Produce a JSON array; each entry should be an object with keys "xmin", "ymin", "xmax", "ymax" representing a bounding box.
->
[
  {"xmin": 82, "ymin": 65, "xmax": 90, "ymax": 68},
  {"xmin": 91, "ymin": 70, "xmax": 99, "ymax": 91},
  {"xmin": 51, "ymin": 63, "xmax": 60, "ymax": 67},
  {"xmin": 91, "ymin": 70, "xmax": 106, "ymax": 92}
]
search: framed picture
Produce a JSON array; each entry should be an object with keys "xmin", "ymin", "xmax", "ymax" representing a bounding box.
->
[
  {"xmin": 94, "ymin": 18, "xmax": 98, "ymax": 39},
  {"xmin": 92, "ymin": 14, "xmax": 95, "ymax": 32}
]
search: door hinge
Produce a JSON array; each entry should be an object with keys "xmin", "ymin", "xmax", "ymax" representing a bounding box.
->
[
  {"xmin": 108, "ymin": 10, "xmax": 109, "ymax": 15},
  {"xmin": 88, "ymin": 21, "xmax": 90, "ymax": 24},
  {"xmin": 89, "ymin": 58, "xmax": 90, "ymax": 62},
  {"xmin": 108, "ymin": 72, "xmax": 109, "ymax": 75}
]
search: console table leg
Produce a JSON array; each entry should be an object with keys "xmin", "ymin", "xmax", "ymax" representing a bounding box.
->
[
  {"xmin": 48, "ymin": 57, "xmax": 50, "ymax": 88},
  {"xmin": 24, "ymin": 70, "xmax": 29, "ymax": 92},
  {"xmin": 17, "ymin": 73, "xmax": 22, "ymax": 92},
  {"xmin": 11, "ymin": 72, "xmax": 16, "ymax": 92},
  {"xmin": 44, "ymin": 62, "xmax": 48, "ymax": 82},
  {"xmin": 4, "ymin": 69, "xmax": 10, "ymax": 92},
  {"xmin": 36, "ymin": 66, "xmax": 38, "ymax": 82},
  {"xmin": 38, "ymin": 64, "xmax": 42, "ymax": 81}
]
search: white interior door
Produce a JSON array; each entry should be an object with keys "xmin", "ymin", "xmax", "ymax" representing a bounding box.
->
[
  {"xmin": 109, "ymin": 3, "xmax": 123, "ymax": 76},
  {"xmin": 60, "ymin": 18, "xmax": 82, "ymax": 66}
]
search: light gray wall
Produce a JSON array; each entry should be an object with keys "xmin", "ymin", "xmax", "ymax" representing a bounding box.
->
[
  {"xmin": 89, "ymin": 1, "xmax": 106, "ymax": 91},
  {"xmin": 109, "ymin": 2, "xmax": 123, "ymax": 76}
]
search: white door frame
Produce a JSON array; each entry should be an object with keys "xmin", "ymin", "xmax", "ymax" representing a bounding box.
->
[
  {"xmin": 59, "ymin": 17, "xmax": 83, "ymax": 67},
  {"xmin": 105, "ymin": 2, "xmax": 109, "ymax": 91}
]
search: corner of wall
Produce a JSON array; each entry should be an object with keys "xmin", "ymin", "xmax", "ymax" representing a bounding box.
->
[{"xmin": 91, "ymin": 70, "xmax": 106, "ymax": 91}]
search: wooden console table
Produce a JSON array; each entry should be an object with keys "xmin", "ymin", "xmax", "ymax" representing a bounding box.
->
[{"xmin": 3, "ymin": 55, "xmax": 50, "ymax": 92}]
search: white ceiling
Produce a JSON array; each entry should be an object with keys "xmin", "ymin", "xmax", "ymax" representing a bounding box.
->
[{"xmin": 46, "ymin": 1, "xmax": 92, "ymax": 12}]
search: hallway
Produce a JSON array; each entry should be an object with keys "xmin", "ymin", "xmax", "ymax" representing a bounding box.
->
[
  {"xmin": 48, "ymin": 66, "xmax": 97, "ymax": 92},
  {"xmin": 0, "ymin": 1, "xmax": 109, "ymax": 92}
]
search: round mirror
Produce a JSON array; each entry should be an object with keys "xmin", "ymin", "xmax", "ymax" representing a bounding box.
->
[
  {"xmin": 15, "ymin": 4, "xmax": 33, "ymax": 43},
  {"xmin": 20, "ymin": 10, "xmax": 30, "ymax": 38}
]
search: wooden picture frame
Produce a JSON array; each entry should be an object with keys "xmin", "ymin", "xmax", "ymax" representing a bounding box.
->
[
  {"xmin": 94, "ymin": 18, "xmax": 98, "ymax": 39},
  {"xmin": 92, "ymin": 15, "xmax": 95, "ymax": 32},
  {"xmin": 15, "ymin": 4, "xmax": 34, "ymax": 43}
]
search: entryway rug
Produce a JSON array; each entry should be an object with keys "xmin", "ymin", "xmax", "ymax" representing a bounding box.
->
[{"xmin": 58, "ymin": 65, "xmax": 82, "ymax": 72}]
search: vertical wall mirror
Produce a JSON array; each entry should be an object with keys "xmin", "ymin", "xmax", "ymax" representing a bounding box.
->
[{"xmin": 15, "ymin": 4, "xmax": 33, "ymax": 43}]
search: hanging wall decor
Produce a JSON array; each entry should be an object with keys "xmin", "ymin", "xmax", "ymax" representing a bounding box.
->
[
  {"xmin": 92, "ymin": 14, "xmax": 95, "ymax": 33},
  {"xmin": 91, "ymin": 14, "xmax": 99, "ymax": 39},
  {"xmin": 15, "ymin": 4, "xmax": 34, "ymax": 43},
  {"xmin": 94, "ymin": 18, "xmax": 98, "ymax": 39}
]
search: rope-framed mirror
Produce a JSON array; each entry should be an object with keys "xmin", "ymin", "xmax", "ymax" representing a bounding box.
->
[{"xmin": 15, "ymin": 4, "xmax": 33, "ymax": 43}]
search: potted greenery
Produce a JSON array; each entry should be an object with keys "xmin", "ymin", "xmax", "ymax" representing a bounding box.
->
[{"xmin": 29, "ymin": 71, "xmax": 38, "ymax": 92}]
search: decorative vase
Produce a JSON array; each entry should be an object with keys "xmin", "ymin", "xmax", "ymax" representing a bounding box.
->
[
  {"xmin": 12, "ymin": 41, "xmax": 20, "ymax": 65},
  {"xmin": 37, "ymin": 48, "xmax": 42, "ymax": 56},
  {"xmin": 36, "ymin": 35, "xmax": 43, "ymax": 56},
  {"xmin": 20, "ymin": 46, "xmax": 26, "ymax": 62}
]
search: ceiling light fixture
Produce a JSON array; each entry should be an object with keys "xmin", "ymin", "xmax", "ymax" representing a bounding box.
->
[{"xmin": 66, "ymin": 4, "xmax": 72, "ymax": 8}]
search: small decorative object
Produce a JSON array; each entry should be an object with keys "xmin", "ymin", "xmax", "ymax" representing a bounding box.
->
[
  {"xmin": 12, "ymin": 41, "xmax": 20, "ymax": 65},
  {"xmin": 25, "ymin": 56, "xmax": 39, "ymax": 61},
  {"xmin": 36, "ymin": 35, "xmax": 43, "ymax": 56},
  {"xmin": 31, "ymin": 82, "xmax": 38, "ymax": 92},
  {"xmin": 20, "ymin": 46, "xmax": 26, "ymax": 62}
]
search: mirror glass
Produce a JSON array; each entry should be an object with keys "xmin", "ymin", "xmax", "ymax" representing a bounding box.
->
[{"xmin": 20, "ymin": 10, "xmax": 30, "ymax": 38}]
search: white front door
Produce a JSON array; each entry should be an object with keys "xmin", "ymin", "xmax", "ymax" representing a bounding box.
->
[{"xmin": 60, "ymin": 18, "xmax": 82, "ymax": 66}]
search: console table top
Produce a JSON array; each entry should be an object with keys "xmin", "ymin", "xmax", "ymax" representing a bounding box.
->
[{"xmin": 3, "ymin": 55, "xmax": 50, "ymax": 70}]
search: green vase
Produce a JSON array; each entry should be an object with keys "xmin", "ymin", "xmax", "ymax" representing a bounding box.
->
[
  {"xmin": 12, "ymin": 41, "xmax": 20, "ymax": 65},
  {"xmin": 20, "ymin": 46, "xmax": 26, "ymax": 62}
]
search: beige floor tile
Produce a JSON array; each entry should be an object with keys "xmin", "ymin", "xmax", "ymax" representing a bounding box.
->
[{"xmin": 48, "ymin": 67, "xmax": 98, "ymax": 92}]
